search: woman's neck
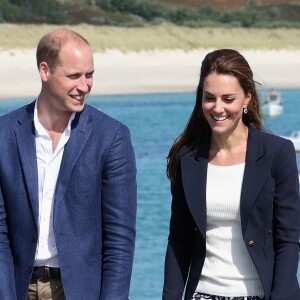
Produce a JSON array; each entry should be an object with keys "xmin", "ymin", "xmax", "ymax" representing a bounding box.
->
[{"xmin": 209, "ymin": 126, "xmax": 249, "ymax": 166}]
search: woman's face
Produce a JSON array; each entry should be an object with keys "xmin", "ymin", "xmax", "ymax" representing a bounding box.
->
[{"xmin": 202, "ymin": 72, "xmax": 251, "ymax": 137}]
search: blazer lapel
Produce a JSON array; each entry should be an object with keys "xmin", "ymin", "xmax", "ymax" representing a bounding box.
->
[
  {"xmin": 180, "ymin": 128, "xmax": 271, "ymax": 238},
  {"xmin": 240, "ymin": 127, "xmax": 270, "ymax": 234},
  {"xmin": 181, "ymin": 140, "xmax": 210, "ymax": 238},
  {"xmin": 53, "ymin": 109, "xmax": 93, "ymax": 212},
  {"xmin": 14, "ymin": 102, "xmax": 39, "ymax": 229}
]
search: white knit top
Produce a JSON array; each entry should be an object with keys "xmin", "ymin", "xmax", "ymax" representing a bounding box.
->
[{"xmin": 196, "ymin": 163, "xmax": 264, "ymax": 297}]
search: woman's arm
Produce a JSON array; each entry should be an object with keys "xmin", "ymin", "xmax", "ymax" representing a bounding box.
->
[
  {"xmin": 163, "ymin": 161, "xmax": 195, "ymax": 300},
  {"xmin": 271, "ymin": 139, "xmax": 300, "ymax": 299}
]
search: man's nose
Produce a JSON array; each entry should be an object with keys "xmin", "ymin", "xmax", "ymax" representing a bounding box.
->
[{"xmin": 77, "ymin": 76, "xmax": 92, "ymax": 93}]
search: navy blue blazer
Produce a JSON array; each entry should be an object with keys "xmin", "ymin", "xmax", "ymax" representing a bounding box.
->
[
  {"xmin": 0, "ymin": 101, "xmax": 137, "ymax": 300},
  {"xmin": 163, "ymin": 127, "xmax": 300, "ymax": 300}
]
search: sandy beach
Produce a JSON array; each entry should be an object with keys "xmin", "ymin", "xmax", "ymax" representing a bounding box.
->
[{"xmin": 1, "ymin": 48, "xmax": 300, "ymax": 100}]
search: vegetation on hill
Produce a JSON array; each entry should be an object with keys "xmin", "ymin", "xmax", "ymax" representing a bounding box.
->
[
  {"xmin": 0, "ymin": 0, "xmax": 299, "ymax": 28},
  {"xmin": 1, "ymin": 23, "xmax": 300, "ymax": 51}
]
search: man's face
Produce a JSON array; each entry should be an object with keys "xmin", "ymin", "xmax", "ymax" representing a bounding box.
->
[{"xmin": 40, "ymin": 42, "xmax": 94, "ymax": 114}]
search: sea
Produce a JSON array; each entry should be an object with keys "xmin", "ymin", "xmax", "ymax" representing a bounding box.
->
[{"xmin": 0, "ymin": 88, "xmax": 299, "ymax": 299}]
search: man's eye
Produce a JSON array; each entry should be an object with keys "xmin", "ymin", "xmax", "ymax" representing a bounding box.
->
[{"xmin": 67, "ymin": 74, "xmax": 80, "ymax": 79}]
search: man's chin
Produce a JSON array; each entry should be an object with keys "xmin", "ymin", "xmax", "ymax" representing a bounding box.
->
[
  {"xmin": 70, "ymin": 101, "xmax": 86, "ymax": 113},
  {"xmin": 72, "ymin": 106, "xmax": 85, "ymax": 113}
]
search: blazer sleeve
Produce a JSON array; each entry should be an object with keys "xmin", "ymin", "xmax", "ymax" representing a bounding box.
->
[
  {"xmin": 99, "ymin": 124, "xmax": 137, "ymax": 300},
  {"xmin": 0, "ymin": 187, "xmax": 17, "ymax": 300},
  {"xmin": 163, "ymin": 159, "xmax": 195, "ymax": 300},
  {"xmin": 271, "ymin": 139, "xmax": 300, "ymax": 299}
]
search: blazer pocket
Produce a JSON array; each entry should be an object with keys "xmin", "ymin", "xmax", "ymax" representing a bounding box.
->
[
  {"xmin": 263, "ymin": 228, "xmax": 275, "ymax": 259},
  {"xmin": 72, "ymin": 163, "xmax": 98, "ymax": 175},
  {"xmin": 262, "ymin": 177, "xmax": 275, "ymax": 190}
]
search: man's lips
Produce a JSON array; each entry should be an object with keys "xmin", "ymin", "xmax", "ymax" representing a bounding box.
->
[{"xmin": 69, "ymin": 95, "xmax": 84, "ymax": 101}]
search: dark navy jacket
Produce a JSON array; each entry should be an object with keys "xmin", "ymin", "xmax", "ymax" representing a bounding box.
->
[{"xmin": 163, "ymin": 127, "xmax": 300, "ymax": 300}]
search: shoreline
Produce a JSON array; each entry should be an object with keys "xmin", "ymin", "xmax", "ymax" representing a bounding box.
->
[{"xmin": 1, "ymin": 48, "xmax": 300, "ymax": 100}]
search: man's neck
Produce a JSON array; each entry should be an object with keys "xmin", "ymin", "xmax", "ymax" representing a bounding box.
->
[{"xmin": 37, "ymin": 97, "xmax": 72, "ymax": 133}]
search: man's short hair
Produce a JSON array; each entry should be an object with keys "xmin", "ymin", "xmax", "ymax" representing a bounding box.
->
[{"xmin": 36, "ymin": 29, "xmax": 90, "ymax": 72}]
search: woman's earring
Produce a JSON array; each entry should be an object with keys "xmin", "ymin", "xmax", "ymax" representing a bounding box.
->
[{"xmin": 243, "ymin": 107, "xmax": 248, "ymax": 114}]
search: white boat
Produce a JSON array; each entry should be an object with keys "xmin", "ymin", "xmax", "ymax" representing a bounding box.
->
[
  {"xmin": 281, "ymin": 131, "xmax": 300, "ymax": 152},
  {"xmin": 261, "ymin": 90, "xmax": 283, "ymax": 117}
]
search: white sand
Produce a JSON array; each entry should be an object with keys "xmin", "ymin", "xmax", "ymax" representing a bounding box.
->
[{"xmin": 1, "ymin": 48, "xmax": 300, "ymax": 100}]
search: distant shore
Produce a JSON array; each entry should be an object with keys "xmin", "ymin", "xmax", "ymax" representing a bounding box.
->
[{"xmin": 1, "ymin": 48, "xmax": 300, "ymax": 100}]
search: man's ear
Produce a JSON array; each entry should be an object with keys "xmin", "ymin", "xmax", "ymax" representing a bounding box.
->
[{"xmin": 39, "ymin": 62, "xmax": 50, "ymax": 82}]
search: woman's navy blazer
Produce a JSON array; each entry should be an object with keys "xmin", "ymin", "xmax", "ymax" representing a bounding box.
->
[{"xmin": 163, "ymin": 126, "xmax": 300, "ymax": 300}]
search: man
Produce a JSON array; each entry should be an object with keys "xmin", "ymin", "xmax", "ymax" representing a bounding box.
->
[{"xmin": 0, "ymin": 29, "xmax": 137, "ymax": 300}]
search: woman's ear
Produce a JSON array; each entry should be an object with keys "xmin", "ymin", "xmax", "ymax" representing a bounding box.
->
[{"xmin": 245, "ymin": 93, "xmax": 252, "ymax": 107}]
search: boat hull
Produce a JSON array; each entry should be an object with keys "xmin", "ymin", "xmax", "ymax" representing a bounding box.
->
[{"xmin": 261, "ymin": 103, "xmax": 283, "ymax": 117}]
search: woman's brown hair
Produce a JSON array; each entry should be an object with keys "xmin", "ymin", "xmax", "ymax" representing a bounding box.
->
[{"xmin": 166, "ymin": 49, "xmax": 263, "ymax": 181}]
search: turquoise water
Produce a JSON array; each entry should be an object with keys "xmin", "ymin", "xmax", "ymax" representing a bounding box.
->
[{"xmin": 1, "ymin": 89, "xmax": 299, "ymax": 299}]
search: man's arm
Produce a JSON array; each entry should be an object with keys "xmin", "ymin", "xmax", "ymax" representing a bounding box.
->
[
  {"xmin": 100, "ymin": 124, "xmax": 137, "ymax": 300},
  {"xmin": 0, "ymin": 187, "xmax": 17, "ymax": 300}
]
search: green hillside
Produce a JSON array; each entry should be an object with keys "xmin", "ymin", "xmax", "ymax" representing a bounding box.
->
[
  {"xmin": 1, "ymin": 23, "xmax": 300, "ymax": 51},
  {"xmin": 1, "ymin": 0, "xmax": 299, "ymax": 28},
  {"xmin": 156, "ymin": 0, "xmax": 297, "ymax": 10}
]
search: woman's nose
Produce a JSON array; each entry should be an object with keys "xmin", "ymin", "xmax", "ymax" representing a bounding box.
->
[{"xmin": 213, "ymin": 99, "xmax": 224, "ymax": 113}]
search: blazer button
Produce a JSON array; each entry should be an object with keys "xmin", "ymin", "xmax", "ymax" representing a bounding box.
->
[
  {"xmin": 32, "ymin": 236, "xmax": 37, "ymax": 242},
  {"xmin": 247, "ymin": 240, "xmax": 255, "ymax": 247},
  {"xmin": 27, "ymin": 267, "xmax": 33, "ymax": 273},
  {"xmin": 267, "ymin": 229, "xmax": 272, "ymax": 235}
]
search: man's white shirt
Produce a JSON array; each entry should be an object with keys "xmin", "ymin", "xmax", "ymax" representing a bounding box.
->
[{"xmin": 33, "ymin": 99, "xmax": 75, "ymax": 267}]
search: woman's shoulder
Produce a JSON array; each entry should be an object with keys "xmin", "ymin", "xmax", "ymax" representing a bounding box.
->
[
  {"xmin": 177, "ymin": 145, "xmax": 189, "ymax": 156},
  {"xmin": 250, "ymin": 126, "xmax": 296, "ymax": 154},
  {"xmin": 175, "ymin": 144, "xmax": 198, "ymax": 160},
  {"xmin": 261, "ymin": 129, "xmax": 294, "ymax": 148},
  {"xmin": 170, "ymin": 145, "xmax": 192, "ymax": 171}
]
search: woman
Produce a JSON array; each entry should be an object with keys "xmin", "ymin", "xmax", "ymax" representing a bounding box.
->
[{"xmin": 162, "ymin": 49, "xmax": 300, "ymax": 300}]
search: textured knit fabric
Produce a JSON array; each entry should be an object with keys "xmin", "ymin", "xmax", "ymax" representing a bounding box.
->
[{"xmin": 196, "ymin": 163, "xmax": 264, "ymax": 297}]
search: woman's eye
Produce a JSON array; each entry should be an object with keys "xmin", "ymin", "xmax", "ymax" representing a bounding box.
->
[
  {"xmin": 224, "ymin": 98, "xmax": 235, "ymax": 102},
  {"xmin": 204, "ymin": 96, "xmax": 215, "ymax": 102}
]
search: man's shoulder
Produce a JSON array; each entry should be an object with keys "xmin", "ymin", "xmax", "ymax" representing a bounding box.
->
[
  {"xmin": 83, "ymin": 104, "xmax": 126, "ymax": 129},
  {"xmin": 0, "ymin": 101, "xmax": 34, "ymax": 125}
]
